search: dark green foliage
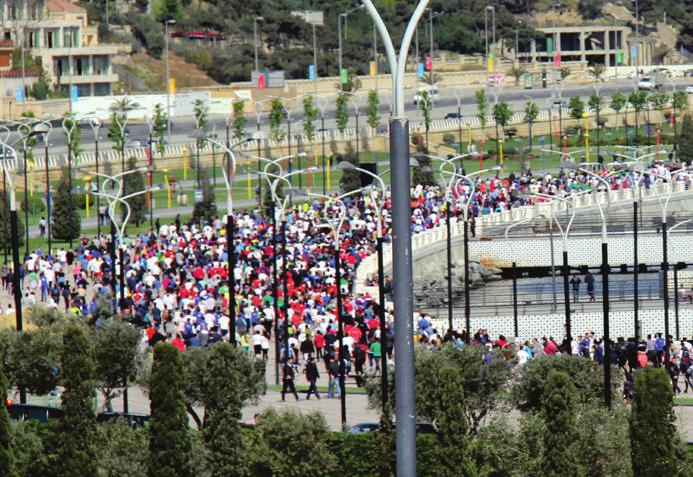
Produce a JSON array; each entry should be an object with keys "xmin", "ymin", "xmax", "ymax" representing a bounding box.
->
[
  {"xmin": 56, "ymin": 325, "xmax": 97, "ymax": 477},
  {"xmin": 365, "ymin": 345, "xmax": 512, "ymax": 434},
  {"xmin": 366, "ymin": 90, "xmax": 380, "ymax": 130},
  {"xmin": 153, "ymin": 103, "xmax": 167, "ymax": 155},
  {"xmin": 435, "ymin": 366, "xmax": 474, "ymax": 476},
  {"xmin": 476, "ymin": 89, "xmax": 488, "ymax": 128},
  {"xmin": 569, "ymin": 96, "xmax": 585, "ymax": 120},
  {"xmin": 511, "ymin": 354, "xmax": 620, "ymax": 411},
  {"xmin": 245, "ymin": 409, "xmax": 337, "ymax": 476},
  {"xmin": 192, "ymin": 168, "xmax": 217, "ymax": 224},
  {"xmin": 9, "ymin": 420, "xmax": 51, "ymax": 477},
  {"xmin": 269, "ymin": 99, "xmax": 286, "ymax": 142},
  {"xmin": 127, "ymin": 12, "xmax": 165, "ymax": 58},
  {"xmin": 95, "ymin": 421, "xmax": 149, "ymax": 477},
  {"xmin": 679, "ymin": 114, "xmax": 693, "ymax": 165},
  {"xmin": 0, "ymin": 356, "xmax": 13, "ymax": 476},
  {"xmin": 541, "ymin": 370, "xmax": 581, "ymax": 475},
  {"xmin": 577, "ymin": 405, "xmax": 632, "ymax": 476},
  {"xmin": 492, "ymin": 101, "xmax": 513, "ymax": 133},
  {"xmin": 302, "ymin": 95, "xmax": 318, "ymax": 142},
  {"xmin": 232, "ymin": 100, "xmax": 247, "ymax": 142},
  {"xmin": 0, "ymin": 190, "xmax": 25, "ymax": 256},
  {"xmin": 122, "ymin": 157, "xmax": 148, "ymax": 227},
  {"xmin": 148, "ymin": 343, "xmax": 192, "ymax": 477},
  {"xmin": 25, "ymin": 305, "xmax": 67, "ymax": 328},
  {"xmin": 94, "ymin": 321, "xmax": 142, "ymax": 412},
  {"xmin": 202, "ymin": 342, "xmax": 244, "ymax": 475},
  {"xmin": 335, "ymin": 93, "xmax": 349, "ymax": 134},
  {"xmin": 628, "ymin": 91, "xmax": 649, "ymax": 137},
  {"xmin": 52, "ymin": 168, "xmax": 81, "ymax": 241},
  {"xmin": 6, "ymin": 327, "xmax": 62, "ymax": 396},
  {"xmin": 630, "ymin": 367, "xmax": 679, "ymax": 476}
]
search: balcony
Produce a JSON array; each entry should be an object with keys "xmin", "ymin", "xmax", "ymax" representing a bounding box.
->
[
  {"xmin": 32, "ymin": 44, "xmax": 121, "ymax": 56},
  {"xmin": 57, "ymin": 73, "xmax": 119, "ymax": 84}
]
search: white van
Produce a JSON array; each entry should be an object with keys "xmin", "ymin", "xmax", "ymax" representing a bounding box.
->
[{"xmin": 413, "ymin": 85, "xmax": 439, "ymax": 105}]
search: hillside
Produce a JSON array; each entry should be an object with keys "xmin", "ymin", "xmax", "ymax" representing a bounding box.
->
[
  {"xmin": 85, "ymin": 0, "xmax": 693, "ymax": 88},
  {"xmin": 116, "ymin": 51, "xmax": 218, "ymax": 93}
]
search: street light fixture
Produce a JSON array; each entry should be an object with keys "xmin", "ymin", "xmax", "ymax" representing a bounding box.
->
[{"xmin": 164, "ymin": 19, "xmax": 176, "ymax": 144}]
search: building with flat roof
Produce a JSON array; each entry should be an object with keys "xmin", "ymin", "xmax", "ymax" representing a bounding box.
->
[
  {"xmin": 518, "ymin": 24, "xmax": 653, "ymax": 67},
  {"xmin": 0, "ymin": 0, "xmax": 126, "ymax": 96}
]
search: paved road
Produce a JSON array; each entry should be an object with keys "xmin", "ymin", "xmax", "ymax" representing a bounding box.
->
[{"xmin": 15, "ymin": 78, "xmax": 693, "ymax": 156}]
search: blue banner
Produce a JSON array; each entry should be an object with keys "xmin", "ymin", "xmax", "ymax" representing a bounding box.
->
[
  {"xmin": 16, "ymin": 85, "xmax": 24, "ymax": 103},
  {"xmin": 417, "ymin": 63, "xmax": 425, "ymax": 78},
  {"xmin": 309, "ymin": 64, "xmax": 316, "ymax": 81},
  {"xmin": 631, "ymin": 45, "xmax": 638, "ymax": 59},
  {"xmin": 70, "ymin": 85, "xmax": 79, "ymax": 103}
]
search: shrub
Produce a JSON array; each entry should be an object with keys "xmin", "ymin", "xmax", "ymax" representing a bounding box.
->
[{"xmin": 442, "ymin": 133, "xmax": 456, "ymax": 144}]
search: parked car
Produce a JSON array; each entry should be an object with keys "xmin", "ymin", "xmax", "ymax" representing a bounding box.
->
[
  {"xmin": 412, "ymin": 85, "xmax": 439, "ymax": 105},
  {"xmin": 126, "ymin": 138, "xmax": 148, "ymax": 148},
  {"xmin": 348, "ymin": 421, "xmax": 437, "ymax": 435},
  {"xmin": 551, "ymin": 99, "xmax": 568, "ymax": 109},
  {"xmin": 638, "ymin": 73, "xmax": 664, "ymax": 91},
  {"xmin": 445, "ymin": 112, "xmax": 463, "ymax": 119},
  {"xmin": 6, "ymin": 403, "xmax": 64, "ymax": 423},
  {"xmin": 96, "ymin": 412, "xmax": 150, "ymax": 429},
  {"xmin": 685, "ymin": 85, "xmax": 693, "ymax": 95}
]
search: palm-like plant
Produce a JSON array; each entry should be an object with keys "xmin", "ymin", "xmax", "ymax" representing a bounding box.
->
[
  {"xmin": 508, "ymin": 65, "xmax": 527, "ymax": 86},
  {"xmin": 588, "ymin": 64, "xmax": 607, "ymax": 82}
]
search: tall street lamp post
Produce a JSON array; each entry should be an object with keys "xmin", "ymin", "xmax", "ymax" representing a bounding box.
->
[
  {"xmin": 504, "ymin": 218, "xmax": 532, "ymax": 337},
  {"xmin": 87, "ymin": 118, "xmax": 102, "ymax": 239},
  {"xmin": 338, "ymin": 5, "xmax": 365, "ymax": 92},
  {"xmin": 363, "ymin": 2, "xmax": 432, "ymax": 473},
  {"xmin": 164, "ymin": 19, "xmax": 176, "ymax": 144}
]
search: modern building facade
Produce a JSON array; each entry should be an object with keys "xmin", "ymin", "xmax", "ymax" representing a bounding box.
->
[
  {"xmin": 519, "ymin": 25, "xmax": 653, "ymax": 67},
  {"xmin": 0, "ymin": 0, "xmax": 124, "ymax": 96}
]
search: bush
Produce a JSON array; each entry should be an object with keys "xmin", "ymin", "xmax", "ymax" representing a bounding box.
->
[
  {"xmin": 20, "ymin": 194, "xmax": 46, "ymax": 215},
  {"xmin": 442, "ymin": 133, "xmax": 456, "ymax": 145},
  {"xmin": 511, "ymin": 355, "xmax": 620, "ymax": 412}
]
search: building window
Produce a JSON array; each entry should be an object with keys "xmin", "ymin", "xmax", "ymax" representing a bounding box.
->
[
  {"xmin": 93, "ymin": 56, "xmax": 108, "ymax": 75},
  {"xmin": 46, "ymin": 30, "xmax": 58, "ymax": 48},
  {"xmin": 94, "ymin": 83, "xmax": 111, "ymax": 96}
]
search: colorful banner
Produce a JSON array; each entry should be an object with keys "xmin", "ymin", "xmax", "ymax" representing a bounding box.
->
[
  {"xmin": 168, "ymin": 78, "xmax": 176, "ymax": 95},
  {"xmin": 309, "ymin": 64, "xmax": 316, "ymax": 81},
  {"xmin": 369, "ymin": 61, "xmax": 377, "ymax": 77},
  {"xmin": 340, "ymin": 68, "xmax": 349, "ymax": 85}
]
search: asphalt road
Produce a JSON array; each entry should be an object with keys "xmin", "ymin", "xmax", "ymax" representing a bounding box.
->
[{"xmin": 10, "ymin": 77, "xmax": 693, "ymax": 156}]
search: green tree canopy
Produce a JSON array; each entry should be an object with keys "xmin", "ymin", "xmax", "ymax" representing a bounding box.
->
[
  {"xmin": 56, "ymin": 325, "xmax": 97, "ymax": 477},
  {"xmin": 475, "ymin": 89, "xmax": 488, "ymax": 128},
  {"xmin": 679, "ymin": 114, "xmax": 693, "ymax": 165},
  {"xmin": 122, "ymin": 157, "xmax": 148, "ymax": 227},
  {"xmin": 0, "ymin": 355, "xmax": 13, "ymax": 476},
  {"xmin": 94, "ymin": 321, "xmax": 142, "ymax": 412},
  {"xmin": 366, "ymin": 90, "xmax": 380, "ymax": 130},
  {"xmin": 269, "ymin": 99, "xmax": 286, "ymax": 142},
  {"xmin": 232, "ymin": 100, "xmax": 247, "ymax": 143},
  {"xmin": 51, "ymin": 168, "xmax": 81, "ymax": 242},
  {"xmin": 335, "ymin": 93, "xmax": 349, "ymax": 134},
  {"xmin": 192, "ymin": 167, "xmax": 217, "ymax": 224},
  {"xmin": 148, "ymin": 343, "xmax": 192, "ymax": 477},
  {"xmin": 630, "ymin": 367, "xmax": 679, "ymax": 475},
  {"xmin": 568, "ymin": 96, "xmax": 585, "ymax": 120},
  {"xmin": 302, "ymin": 95, "xmax": 318, "ymax": 143},
  {"xmin": 541, "ymin": 370, "xmax": 581, "ymax": 475}
]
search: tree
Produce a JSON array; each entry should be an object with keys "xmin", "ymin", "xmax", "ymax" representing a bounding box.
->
[
  {"xmin": 56, "ymin": 325, "xmax": 97, "ymax": 477},
  {"xmin": 679, "ymin": 114, "xmax": 693, "ymax": 165},
  {"xmin": 648, "ymin": 90, "xmax": 670, "ymax": 125},
  {"xmin": 269, "ymin": 98, "xmax": 286, "ymax": 142},
  {"xmin": 153, "ymin": 103, "xmax": 167, "ymax": 155},
  {"xmin": 121, "ymin": 157, "xmax": 148, "ymax": 227},
  {"xmin": 302, "ymin": 95, "xmax": 318, "ymax": 143},
  {"xmin": 192, "ymin": 168, "xmax": 217, "ymax": 224},
  {"xmin": 5, "ymin": 327, "xmax": 62, "ymax": 396},
  {"xmin": 628, "ymin": 91, "xmax": 649, "ymax": 138},
  {"xmin": 511, "ymin": 355, "xmax": 619, "ymax": 412},
  {"xmin": 148, "ymin": 343, "xmax": 192, "ymax": 477},
  {"xmin": 434, "ymin": 365, "xmax": 475, "ymax": 476},
  {"xmin": 338, "ymin": 145, "xmax": 361, "ymax": 193},
  {"xmin": 0, "ymin": 355, "xmax": 13, "ymax": 477},
  {"xmin": 419, "ymin": 90, "xmax": 434, "ymax": 147},
  {"xmin": 335, "ymin": 93, "xmax": 349, "ymax": 134},
  {"xmin": 202, "ymin": 343, "xmax": 244, "ymax": 475},
  {"xmin": 231, "ymin": 100, "xmax": 247, "ymax": 143},
  {"xmin": 577, "ymin": 405, "xmax": 633, "ymax": 476},
  {"xmin": 366, "ymin": 346, "xmax": 512, "ymax": 434},
  {"xmin": 193, "ymin": 99, "xmax": 209, "ymax": 150},
  {"xmin": 247, "ymin": 409, "xmax": 337, "ymax": 476},
  {"xmin": 524, "ymin": 100, "xmax": 540, "ymax": 150},
  {"xmin": 95, "ymin": 421, "xmax": 149, "ymax": 477},
  {"xmin": 508, "ymin": 64, "xmax": 527, "ymax": 86},
  {"xmin": 0, "ymin": 190, "xmax": 25, "ymax": 257},
  {"xmin": 366, "ymin": 90, "xmax": 380, "ymax": 130},
  {"xmin": 51, "ymin": 168, "xmax": 81, "ymax": 241},
  {"xmin": 610, "ymin": 92, "xmax": 627, "ymax": 129},
  {"xmin": 492, "ymin": 101, "xmax": 513, "ymax": 136},
  {"xmin": 475, "ymin": 89, "xmax": 488, "ymax": 128},
  {"xmin": 568, "ymin": 96, "xmax": 585, "ymax": 120},
  {"xmin": 94, "ymin": 321, "xmax": 142, "ymax": 412},
  {"xmin": 541, "ymin": 370, "xmax": 581, "ymax": 476},
  {"xmin": 630, "ymin": 367, "xmax": 679, "ymax": 475},
  {"xmin": 109, "ymin": 98, "xmax": 139, "ymax": 155},
  {"xmin": 156, "ymin": 0, "xmax": 183, "ymax": 23},
  {"xmin": 589, "ymin": 93, "xmax": 605, "ymax": 131}
]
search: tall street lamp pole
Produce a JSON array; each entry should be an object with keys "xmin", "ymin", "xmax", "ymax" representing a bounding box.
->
[
  {"xmin": 359, "ymin": 2, "xmax": 430, "ymax": 473},
  {"xmin": 338, "ymin": 5, "xmax": 365, "ymax": 91},
  {"xmin": 88, "ymin": 118, "xmax": 102, "ymax": 239},
  {"xmin": 505, "ymin": 218, "xmax": 533, "ymax": 338},
  {"xmin": 164, "ymin": 19, "xmax": 176, "ymax": 144}
]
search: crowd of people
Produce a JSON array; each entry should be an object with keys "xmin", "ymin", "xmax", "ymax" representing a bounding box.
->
[{"xmin": 0, "ymin": 160, "xmax": 689, "ymax": 399}]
